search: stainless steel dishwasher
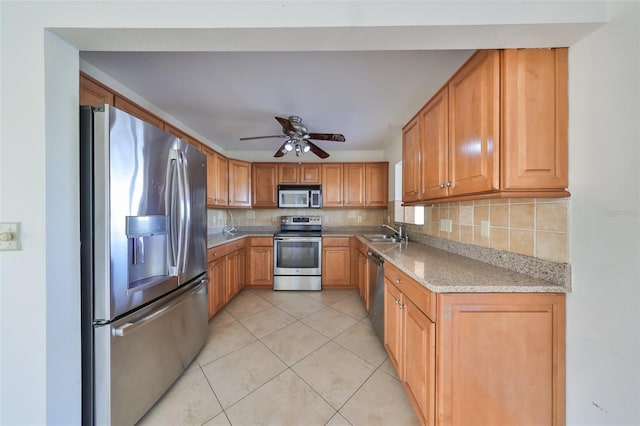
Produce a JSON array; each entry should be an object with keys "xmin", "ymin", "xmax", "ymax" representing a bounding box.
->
[{"xmin": 367, "ymin": 250, "xmax": 385, "ymax": 342}]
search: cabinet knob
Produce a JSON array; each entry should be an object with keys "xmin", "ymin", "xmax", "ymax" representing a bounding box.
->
[
  {"xmin": 446, "ymin": 181, "xmax": 452, "ymax": 187},
  {"xmin": 395, "ymin": 278, "xmax": 401, "ymax": 284},
  {"xmin": 439, "ymin": 183, "xmax": 445, "ymax": 189},
  {"xmin": 414, "ymin": 189, "xmax": 418, "ymax": 194}
]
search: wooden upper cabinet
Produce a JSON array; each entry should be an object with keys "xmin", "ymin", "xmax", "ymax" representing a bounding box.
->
[
  {"xmin": 420, "ymin": 86, "xmax": 449, "ymax": 200},
  {"xmin": 278, "ymin": 163, "xmax": 299, "ymax": 184},
  {"xmin": 228, "ymin": 159, "xmax": 251, "ymax": 207},
  {"xmin": 322, "ymin": 164, "xmax": 344, "ymax": 207},
  {"xmin": 448, "ymin": 49, "xmax": 500, "ymax": 196},
  {"xmin": 163, "ymin": 123, "xmax": 202, "ymax": 151},
  {"xmin": 501, "ymin": 48, "xmax": 568, "ymax": 191},
  {"xmin": 251, "ymin": 163, "xmax": 278, "ymax": 207},
  {"xmin": 80, "ymin": 73, "xmax": 114, "ymax": 107},
  {"xmin": 365, "ymin": 163, "xmax": 388, "ymax": 208},
  {"xmin": 203, "ymin": 147, "xmax": 228, "ymax": 207},
  {"xmin": 114, "ymin": 95, "xmax": 164, "ymax": 130},
  {"xmin": 277, "ymin": 163, "xmax": 322, "ymax": 184},
  {"xmin": 402, "ymin": 117, "xmax": 421, "ymax": 203},
  {"xmin": 343, "ymin": 163, "xmax": 365, "ymax": 207}
]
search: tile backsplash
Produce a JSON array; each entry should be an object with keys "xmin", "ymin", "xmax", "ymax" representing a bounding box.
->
[
  {"xmin": 208, "ymin": 208, "xmax": 387, "ymax": 229},
  {"xmin": 394, "ymin": 198, "xmax": 569, "ymax": 263}
]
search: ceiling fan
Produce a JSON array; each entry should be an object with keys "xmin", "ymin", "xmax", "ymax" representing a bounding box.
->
[{"xmin": 239, "ymin": 115, "xmax": 345, "ymax": 159}]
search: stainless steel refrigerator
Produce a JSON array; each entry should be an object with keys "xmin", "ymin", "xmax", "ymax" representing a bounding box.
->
[{"xmin": 80, "ymin": 104, "xmax": 209, "ymax": 425}]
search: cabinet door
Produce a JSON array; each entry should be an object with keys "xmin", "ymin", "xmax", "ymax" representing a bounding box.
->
[
  {"xmin": 278, "ymin": 163, "xmax": 299, "ymax": 184},
  {"xmin": 114, "ymin": 96, "xmax": 164, "ymax": 129},
  {"xmin": 203, "ymin": 148, "xmax": 217, "ymax": 206},
  {"xmin": 238, "ymin": 249, "xmax": 246, "ymax": 291},
  {"xmin": 420, "ymin": 87, "xmax": 449, "ymax": 200},
  {"xmin": 402, "ymin": 117, "xmax": 421, "ymax": 202},
  {"xmin": 365, "ymin": 163, "xmax": 388, "ymax": 207},
  {"xmin": 448, "ymin": 50, "xmax": 500, "ymax": 196},
  {"xmin": 403, "ymin": 298, "xmax": 436, "ymax": 426},
  {"xmin": 384, "ymin": 280, "xmax": 403, "ymax": 376},
  {"xmin": 208, "ymin": 258, "xmax": 227, "ymax": 319},
  {"xmin": 322, "ymin": 164, "xmax": 344, "ymax": 207},
  {"xmin": 80, "ymin": 74, "xmax": 114, "ymax": 107},
  {"xmin": 321, "ymin": 247, "xmax": 351, "ymax": 287},
  {"xmin": 300, "ymin": 163, "xmax": 322, "ymax": 184},
  {"xmin": 251, "ymin": 164, "xmax": 278, "ymax": 207},
  {"xmin": 228, "ymin": 159, "xmax": 251, "ymax": 207},
  {"xmin": 248, "ymin": 246, "xmax": 273, "ymax": 286},
  {"xmin": 501, "ymin": 48, "xmax": 568, "ymax": 190},
  {"xmin": 343, "ymin": 163, "xmax": 365, "ymax": 207},
  {"xmin": 226, "ymin": 250, "xmax": 243, "ymax": 301},
  {"xmin": 214, "ymin": 154, "xmax": 229, "ymax": 206},
  {"xmin": 437, "ymin": 293, "xmax": 565, "ymax": 426}
]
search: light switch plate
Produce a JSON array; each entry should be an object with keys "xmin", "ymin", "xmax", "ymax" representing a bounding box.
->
[
  {"xmin": 0, "ymin": 222, "xmax": 21, "ymax": 251},
  {"xmin": 357, "ymin": 215, "xmax": 363, "ymax": 223},
  {"xmin": 440, "ymin": 219, "xmax": 453, "ymax": 233}
]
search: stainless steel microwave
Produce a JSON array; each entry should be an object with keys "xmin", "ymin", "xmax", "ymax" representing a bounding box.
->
[{"xmin": 277, "ymin": 185, "xmax": 322, "ymax": 209}]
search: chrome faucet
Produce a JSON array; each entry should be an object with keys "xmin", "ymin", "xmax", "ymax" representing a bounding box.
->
[{"xmin": 381, "ymin": 223, "xmax": 404, "ymax": 239}]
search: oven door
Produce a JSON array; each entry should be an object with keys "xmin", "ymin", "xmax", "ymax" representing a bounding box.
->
[{"xmin": 273, "ymin": 237, "xmax": 322, "ymax": 275}]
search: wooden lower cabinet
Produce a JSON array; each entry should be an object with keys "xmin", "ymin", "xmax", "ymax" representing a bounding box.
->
[
  {"xmin": 383, "ymin": 264, "xmax": 565, "ymax": 426},
  {"xmin": 322, "ymin": 237, "xmax": 352, "ymax": 288},
  {"xmin": 247, "ymin": 237, "xmax": 273, "ymax": 287},
  {"xmin": 207, "ymin": 257, "xmax": 227, "ymax": 319}
]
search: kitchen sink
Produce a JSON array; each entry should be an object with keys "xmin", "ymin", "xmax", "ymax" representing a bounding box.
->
[{"xmin": 363, "ymin": 234, "xmax": 402, "ymax": 243}]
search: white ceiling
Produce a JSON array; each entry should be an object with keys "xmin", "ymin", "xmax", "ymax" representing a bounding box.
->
[{"xmin": 80, "ymin": 50, "xmax": 474, "ymax": 156}]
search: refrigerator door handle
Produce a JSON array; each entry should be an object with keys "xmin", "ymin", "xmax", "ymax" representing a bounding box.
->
[
  {"xmin": 166, "ymin": 150, "xmax": 180, "ymax": 276},
  {"xmin": 112, "ymin": 277, "xmax": 208, "ymax": 337},
  {"xmin": 180, "ymin": 151, "xmax": 191, "ymax": 274}
]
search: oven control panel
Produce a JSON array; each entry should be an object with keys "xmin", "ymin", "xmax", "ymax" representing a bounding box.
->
[{"xmin": 280, "ymin": 216, "xmax": 322, "ymax": 225}]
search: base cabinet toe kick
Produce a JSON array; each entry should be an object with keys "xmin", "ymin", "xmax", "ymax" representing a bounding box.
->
[{"xmin": 381, "ymin": 262, "xmax": 566, "ymax": 426}]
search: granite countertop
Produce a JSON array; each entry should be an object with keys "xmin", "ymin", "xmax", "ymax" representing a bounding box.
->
[
  {"xmin": 359, "ymin": 236, "xmax": 568, "ymax": 293},
  {"xmin": 206, "ymin": 229, "xmax": 569, "ymax": 294}
]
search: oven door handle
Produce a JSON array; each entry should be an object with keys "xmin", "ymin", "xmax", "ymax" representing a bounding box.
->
[{"xmin": 274, "ymin": 237, "xmax": 322, "ymax": 243}]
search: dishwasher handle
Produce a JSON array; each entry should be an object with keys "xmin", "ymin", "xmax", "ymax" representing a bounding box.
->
[{"xmin": 367, "ymin": 251, "xmax": 384, "ymax": 266}]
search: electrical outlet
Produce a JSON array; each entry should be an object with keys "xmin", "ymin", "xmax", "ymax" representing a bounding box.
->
[
  {"xmin": 357, "ymin": 216, "xmax": 363, "ymax": 223},
  {"xmin": 0, "ymin": 222, "xmax": 21, "ymax": 251},
  {"xmin": 324, "ymin": 215, "xmax": 330, "ymax": 223},
  {"xmin": 481, "ymin": 220, "xmax": 490, "ymax": 237},
  {"xmin": 440, "ymin": 219, "xmax": 452, "ymax": 233}
]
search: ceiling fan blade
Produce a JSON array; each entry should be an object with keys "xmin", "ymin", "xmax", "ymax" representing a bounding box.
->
[
  {"xmin": 275, "ymin": 116, "xmax": 295, "ymax": 133},
  {"xmin": 239, "ymin": 135, "xmax": 286, "ymax": 141},
  {"xmin": 307, "ymin": 133, "xmax": 346, "ymax": 142},
  {"xmin": 273, "ymin": 141, "xmax": 288, "ymax": 157},
  {"xmin": 306, "ymin": 141, "xmax": 330, "ymax": 159}
]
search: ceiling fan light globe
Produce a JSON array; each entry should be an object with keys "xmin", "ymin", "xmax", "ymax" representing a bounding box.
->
[
  {"xmin": 302, "ymin": 144, "xmax": 311, "ymax": 153},
  {"xmin": 284, "ymin": 142, "xmax": 293, "ymax": 151}
]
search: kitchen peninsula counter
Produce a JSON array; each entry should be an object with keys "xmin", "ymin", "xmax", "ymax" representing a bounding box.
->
[{"xmin": 359, "ymin": 236, "xmax": 570, "ymax": 293}]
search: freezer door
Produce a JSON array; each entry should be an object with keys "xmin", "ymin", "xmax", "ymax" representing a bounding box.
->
[{"xmin": 94, "ymin": 276, "xmax": 208, "ymax": 426}]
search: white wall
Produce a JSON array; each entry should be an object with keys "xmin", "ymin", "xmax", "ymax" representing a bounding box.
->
[
  {"xmin": 0, "ymin": 1, "xmax": 626, "ymax": 425},
  {"xmin": 566, "ymin": 2, "xmax": 640, "ymax": 424}
]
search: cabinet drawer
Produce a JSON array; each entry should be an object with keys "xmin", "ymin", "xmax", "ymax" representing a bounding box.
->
[
  {"xmin": 226, "ymin": 238, "xmax": 246, "ymax": 252},
  {"xmin": 250, "ymin": 237, "xmax": 273, "ymax": 247},
  {"xmin": 385, "ymin": 262, "xmax": 436, "ymax": 322},
  {"xmin": 322, "ymin": 237, "xmax": 351, "ymax": 247},
  {"xmin": 207, "ymin": 244, "xmax": 230, "ymax": 262}
]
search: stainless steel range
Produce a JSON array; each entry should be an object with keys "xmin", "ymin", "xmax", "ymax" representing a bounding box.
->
[{"xmin": 273, "ymin": 216, "xmax": 322, "ymax": 291}]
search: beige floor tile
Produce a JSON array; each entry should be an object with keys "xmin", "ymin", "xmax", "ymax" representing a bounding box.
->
[
  {"xmin": 301, "ymin": 306, "xmax": 359, "ymax": 339},
  {"xmin": 239, "ymin": 306, "xmax": 297, "ymax": 338},
  {"xmin": 334, "ymin": 320, "xmax": 387, "ymax": 368},
  {"xmin": 326, "ymin": 412, "xmax": 353, "ymax": 426},
  {"xmin": 276, "ymin": 295, "xmax": 326, "ymax": 319},
  {"xmin": 302, "ymin": 289, "xmax": 359, "ymax": 306},
  {"xmin": 340, "ymin": 370, "xmax": 420, "ymax": 426},
  {"xmin": 253, "ymin": 289, "xmax": 304, "ymax": 305},
  {"xmin": 137, "ymin": 368, "xmax": 222, "ymax": 426},
  {"xmin": 261, "ymin": 322, "xmax": 329, "ymax": 366},
  {"xmin": 196, "ymin": 321, "xmax": 256, "ymax": 366},
  {"xmin": 226, "ymin": 369, "xmax": 335, "ymax": 426},
  {"xmin": 378, "ymin": 357, "xmax": 398, "ymax": 380},
  {"xmin": 293, "ymin": 342, "xmax": 375, "ymax": 409},
  {"xmin": 202, "ymin": 341, "xmax": 287, "ymax": 409},
  {"xmin": 202, "ymin": 412, "xmax": 231, "ymax": 426},
  {"xmin": 330, "ymin": 295, "xmax": 368, "ymax": 320},
  {"xmin": 225, "ymin": 294, "xmax": 273, "ymax": 319},
  {"xmin": 208, "ymin": 309, "xmax": 236, "ymax": 330}
]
